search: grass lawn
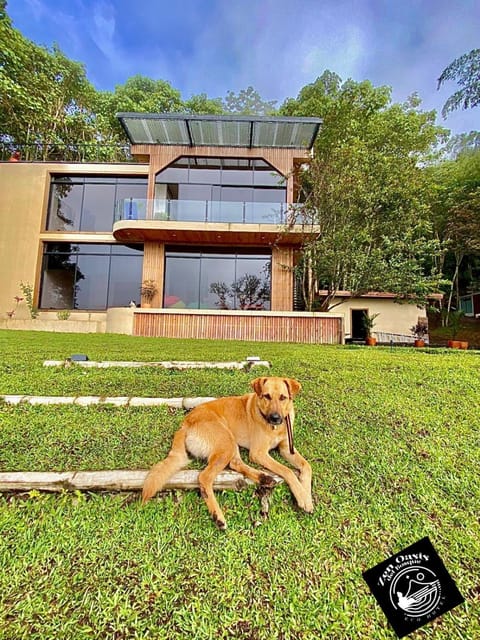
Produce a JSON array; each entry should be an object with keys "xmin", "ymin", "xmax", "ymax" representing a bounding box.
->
[{"xmin": 0, "ymin": 329, "xmax": 479, "ymax": 639}]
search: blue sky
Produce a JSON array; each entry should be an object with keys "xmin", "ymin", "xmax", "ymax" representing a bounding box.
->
[{"xmin": 8, "ymin": 0, "xmax": 479, "ymax": 136}]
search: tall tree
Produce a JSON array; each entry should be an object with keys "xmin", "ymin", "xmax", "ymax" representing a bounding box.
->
[
  {"xmin": 0, "ymin": 6, "xmax": 101, "ymax": 159},
  {"xmin": 98, "ymin": 75, "xmax": 184, "ymax": 140},
  {"xmin": 184, "ymin": 93, "xmax": 224, "ymax": 115},
  {"xmin": 281, "ymin": 72, "xmax": 445, "ymax": 310},
  {"xmin": 223, "ymin": 86, "xmax": 277, "ymax": 115},
  {"xmin": 438, "ymin": 48, "xmax": 480, "ymax": 117},
  {"xmin": 428, "ymin": 149, "xmax": 480, "ymax": 312}
]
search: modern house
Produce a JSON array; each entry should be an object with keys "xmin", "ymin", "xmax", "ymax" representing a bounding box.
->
[{"xmin": 0, "ymin": 114, "xmax": 429, "ymax": 343}]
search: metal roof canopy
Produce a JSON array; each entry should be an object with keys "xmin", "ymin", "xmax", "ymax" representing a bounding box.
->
[{"xmin": 117, "ymin": 113, "xmax": 322, "ymax": 149}]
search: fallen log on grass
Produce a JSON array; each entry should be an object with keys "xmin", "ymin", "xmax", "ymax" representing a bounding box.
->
[
  {"xmin": 0, "ymin": 470, "xmax": 283, "ymax": 493},
  {"xmin": 43, "ymin": 359, "xmax": 271, "ymax": 370},
  {"xmin": 0, "ymin": 395, "xmax": 216, "ymax": 408}
]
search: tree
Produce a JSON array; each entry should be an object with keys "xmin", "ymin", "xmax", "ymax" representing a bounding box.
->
[
  {"xmin": 98, "ymin": 75, "xmax": 184, "ymax": 140},
  {"xmin": 428, "ymin": 149, "xmax": 480, "ymax": 313},
  {"xmin": 184, "ymin": 93, "xmax": 224, "ymax": 115},
  {"xmin": 223, "ymin": 87, "xmax": 277, "ymax": 115},
  {"xmin": 281, "ymin": 72, "xmax": 445, "ymax": 311},
  {"xmin": 438, "ymin": 48, "xmax": 480, "ymax": 117},
  {"xmin": 0, "ymin": 6, "xmax": 104, "ymax": 160}
]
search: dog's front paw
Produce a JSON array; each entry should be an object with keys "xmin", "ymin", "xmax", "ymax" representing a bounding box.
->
[
  {"xmin": 213, "ymin": 513, "xmax": 228, "ymax": 530},
  {"xmin": 298, "ymin": 495, "xmax": 314, "ymax": 514},
  {"xmin": 259, "ymin": 473, "xmax": 277, "ymax": 488}
]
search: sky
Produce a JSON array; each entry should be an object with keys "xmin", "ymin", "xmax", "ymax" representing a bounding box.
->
[{"xmin": 8, "ymin": 0, "xmax": 480, "ymax": 136}]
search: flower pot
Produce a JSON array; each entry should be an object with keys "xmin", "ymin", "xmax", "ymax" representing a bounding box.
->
[
  {"xmin": 414, "ymin": 339, "xmax": 425, "ymax": 348},
  {"xmin": 365, "ymin": 336, "xmax": 377, "ymax": 346},
  {"xmin": 142, "ymin": 302, "xmax": 152, "ymax": 308},
  {"xmin": 448, "ymin": 340, "xmax": 468, "ymax": 350}
]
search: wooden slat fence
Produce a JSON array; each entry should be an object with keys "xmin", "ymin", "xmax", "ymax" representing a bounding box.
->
[{"xmin": 134, "ymin": 311, "xmax": 342, "ymax": 344}]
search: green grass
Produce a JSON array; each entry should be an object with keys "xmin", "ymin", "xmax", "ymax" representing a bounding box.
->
[{"xmin": 0, "ymin": 330, "xmax": 479, "ymax": 639}]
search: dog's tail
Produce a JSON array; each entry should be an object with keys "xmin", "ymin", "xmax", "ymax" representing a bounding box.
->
[{"xmin": 142, "ymin": 427, "xmax": 190, "ymax": 504}]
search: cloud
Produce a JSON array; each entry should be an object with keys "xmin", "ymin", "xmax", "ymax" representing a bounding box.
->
[{"xmin": 9, "ymin": 0, "xmax": 480, "ymax": 134}]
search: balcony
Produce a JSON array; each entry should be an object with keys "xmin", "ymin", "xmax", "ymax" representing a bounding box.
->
[{"xmin": 112, "ymin": 198, "xmax": 307, "ymax": 246}]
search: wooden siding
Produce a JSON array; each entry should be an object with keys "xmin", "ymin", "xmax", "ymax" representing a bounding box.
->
[
  {"xmin": 271, "ymin": 246, "xmax": 294, "ymax": 311},
  {"xmin": 142, "ymin": 242, "xmax": 165, "ymax": 307},
  {"xmin": 133, "ymin": 311, "xmax": 342, "ymax": 344}
]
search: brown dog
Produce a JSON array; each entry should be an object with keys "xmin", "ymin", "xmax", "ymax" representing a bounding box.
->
[{"xmin": 142, "ymin": 376, "xmax": 312, "ymax": 529}]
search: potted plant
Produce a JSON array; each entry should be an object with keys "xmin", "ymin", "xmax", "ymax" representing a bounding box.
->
[
  {"xmin": 411, "ymin": 322, "xmax": 428, "ymax": 347},
  {"xmin": 447, "ymin": 310, "xmax": 468, "ymax": 349},
  {"xmin": 363, "ymin": 312, "xmax": 379, "ymax": 346},
  {"xmin": 140, "ymin": 279, "xmax": 157, "ymax": 308}
]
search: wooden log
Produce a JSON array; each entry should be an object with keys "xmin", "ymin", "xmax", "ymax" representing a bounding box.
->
[
  {"xmin": 0, "ymin": 470, "xmax": 283, "ymax": 493},
  {"xmin": 0, "ymin": 395, "xmax": 216, "ymax": 408},
  {"xmin": 43, "ymin": 359, "xmax": 271, "ymax": 370}
]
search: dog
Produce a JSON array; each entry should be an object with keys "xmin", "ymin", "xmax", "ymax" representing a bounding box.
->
[{"xmin": 142, "ymin": 376, "xmax": 313, "ymax": 529}]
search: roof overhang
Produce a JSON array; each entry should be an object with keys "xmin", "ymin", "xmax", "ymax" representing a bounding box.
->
[
  {"xmin": 117, "ymin": 113, "xmax": 322, "ymax": 149},
  {"xmin": 112, "ymin": 219, "xmax": 309, "ymax": 246}
]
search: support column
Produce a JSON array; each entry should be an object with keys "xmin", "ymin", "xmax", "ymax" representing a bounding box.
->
[
  {"xmin": 271, "ymin": 246, "xmax": 294, "ymax": 311},
  {"xmin": 142, "ymin": 242, "xmax": 165, "ymax": 307}
]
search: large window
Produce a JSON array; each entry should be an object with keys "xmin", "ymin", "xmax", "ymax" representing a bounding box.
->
[
  {"xmin": 40, "ymin": 243, "xmax": 144, "ymax": 310},
  {"xmin": 164, "ymin": 248, "xmax": 271, "ymax": 310},
  {"xmin": 155, "ymin": 157, "xmax": 286, "ymax": 224},
  {"xmin": 47, "ymin": 175, "xmax": 148, "ymax": 232}
]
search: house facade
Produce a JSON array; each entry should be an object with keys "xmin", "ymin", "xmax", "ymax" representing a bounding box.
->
[{"xmin": 0, "ymin": 114, "xmax": 429, "ymax": 343}]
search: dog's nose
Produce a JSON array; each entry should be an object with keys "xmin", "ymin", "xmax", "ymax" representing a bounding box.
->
[{"xmin": 268, "ymin": 412, "xmax": 283, "ymax": 426}]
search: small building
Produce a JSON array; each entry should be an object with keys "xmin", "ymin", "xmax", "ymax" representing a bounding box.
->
[
  {"xmin": 0, "ymin": 114, "xmax": 431, "ymax": 343},
  {"xmin": 459, "ymin": 292, "xmax": 480, "ymax": 318}
]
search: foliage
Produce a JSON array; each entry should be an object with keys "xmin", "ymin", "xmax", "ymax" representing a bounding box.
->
[
  {"xmin": 281, "ymin": 72, "xmax": 446, "ymax": 310},
  {"xmin": 362, "ymin": 312, "xmax": 379, "ymax": 338},
  {"xmin": 222, "ymin": 86, "xmax": 277, "ymax": 115},
  {"xmin": 427, "ymin": 149, "xmax": 480, "ymax": 312},
  {"xmin": 19, "ymin": 282, "xmax": 38, "ymax": 319},
  {"xmin": 438, "ymin": 48, "xmax": 480, "ymax": 117},
  {"xmin": 0, "ymin": 12, "xmax": 102, "ymax": 160},
  {"xmin": 410, "ymin": 322, "xmax": 428, "ymax": 339},
  {"xmin": 447, "ymin": 309, "xmax": 465, "ymax": 339},
  {"xmin": 0, "ymin": 330, "xmax": 479, "ymax": 639},
  {"xmin": 184, "ymin": 93, "xmax": 224, "ymax": 115},
  {"xmin": 97, "ymin": 75, "xmax": 184, "ymax": 141},
  {"xmin": 140, "ymin": 279, "xmax": 158, "ymax": 302}
]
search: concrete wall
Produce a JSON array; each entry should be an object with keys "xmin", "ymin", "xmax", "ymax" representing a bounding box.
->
[
  {"xmin": 332, "ymin": 296, "xmax": 427, "ymax": 342},
  {"xmin": 0, "ymin": 161, "xmax": 147, "ymax": 318},
  {"xmin": 0, "ymin": 311, "xmax": 107, "ymax": 333}
]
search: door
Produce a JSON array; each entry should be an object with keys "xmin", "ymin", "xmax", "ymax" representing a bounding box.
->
[{"xmin": 351, "ymin": 309, "xmax": 368, "ymax": 341}]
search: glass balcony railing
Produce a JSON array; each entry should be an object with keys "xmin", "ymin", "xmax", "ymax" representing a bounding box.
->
[{"xmin": 114, "ymin": 198, "xmax": 292, "ymax": 225}]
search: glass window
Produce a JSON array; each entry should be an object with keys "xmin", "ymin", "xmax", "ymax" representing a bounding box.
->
[
  {"xmin": 40, "ymin": 252, "xmax": 77, "ymax": 308},
  {"xmin": 81, "ymin": 183, "xmax": 116, "ymax": 231},
  {"xmin": 235, "ymin": 258, "xmax": 271, "ymax": 310},
  {"xmin": 154, "ymin": 157, "xmax": 286, "ymax": 224},
  {"xmin": 40, "ymin": 243, "xmax": 144, "ymax": 310},
  {"xmin": 163, "ymin": 249, "xmax": 271, "ymax": 310},
  {"xmin": 221, "ymin": 168, "xmax": 254, "ymax": 186},
  {"xmin": 74, "ymin": 255, "xmax": 110, "ymax": 309},
  {"xmin": 157, "ymin": 166, "xmax": 189, "ymax": 183},
  {"xmin": 108, "ymin": 254, "xmax": 143, "ymax": 307},
  {"xmin": 189, "ymin": 167, "xmax": 221, "ymax": 184},
  {"xmin": 163, "ymin": 256, "xmax": 200, "ymax": 309},
  {"xmin": 201, "ymin": 256, "xmax": 236, "ymax": 309},
  {"xmin": 253, "ymin": 160, "xmax": 285, "ymax": 187},
  {"xmin": 47, "ymin": 183, "xmax": 83, "ymax": 231},
  {"xmin": 47, "ymin": 176, "xmax": 148, "ymax": 232}
]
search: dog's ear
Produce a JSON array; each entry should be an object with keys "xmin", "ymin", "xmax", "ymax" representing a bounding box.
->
[
  {"xmin": 251, "ymin": 377, "xmax": 267, "ymax": 396},
  {"xmin": 284, "ymin": 378, "xmax": 301, "ymax": 398}
]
